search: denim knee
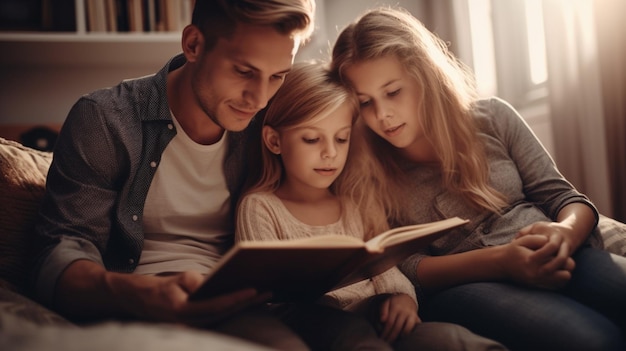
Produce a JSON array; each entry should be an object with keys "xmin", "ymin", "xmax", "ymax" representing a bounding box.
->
[
  {"xmin": 421, "ymin": 282, "xmax": 626, "ymax": 351},
  {"xmin": 392, "ymin": 322, "xmax": 508, "ymax": 351}
]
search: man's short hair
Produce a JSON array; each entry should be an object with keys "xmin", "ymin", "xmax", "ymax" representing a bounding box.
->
[{"xmin": 192, "ymin": 0, "xmax": 315, "ymax": 51}]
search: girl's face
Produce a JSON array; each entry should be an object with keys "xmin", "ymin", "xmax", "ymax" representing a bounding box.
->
[
  {"xmin": 269, "ymin": 102, "xmax": 354, "ymax": 195},
  {"xmin": 345, "ymin": 56, "xmax": 432, "ymax": 159}
]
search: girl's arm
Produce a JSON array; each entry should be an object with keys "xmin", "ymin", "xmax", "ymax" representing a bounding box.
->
[
  {"xmin": 416, "ymin": 233, "xmax": 575, "ymax": 294},
  {"xmin": 370, "ymin": 267, "xmax": 417, "ymax": 304},
  {"xmin": 488, "ymin": 97, "xmax": 599, "ymax": 244}
]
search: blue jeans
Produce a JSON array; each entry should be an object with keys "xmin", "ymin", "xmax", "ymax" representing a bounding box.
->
[
  {"xmin": 420, "ymin": 247, "xmax": 626, "ymax": 351},
  {"xmin": 276, "ymin": 300, "xmax": 508, "ymax": 351}
]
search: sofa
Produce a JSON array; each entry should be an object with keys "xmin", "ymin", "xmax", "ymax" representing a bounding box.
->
[
  {"xmin": 0, "ymin": 137, "xmax": 273, "ymax": 351},
  {"xmin": 1, "ymin": 136, "xmax": 625, "ymax": 350}
]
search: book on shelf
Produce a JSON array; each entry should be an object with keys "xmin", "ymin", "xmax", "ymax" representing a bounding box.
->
[
  {"xmin": 42, "ymin": 0, "xmax": 77, "ymax": 32},
  {"xmin": 86, "ymin": 0, "xmax": 107, "ymax": 32},
  {"xmin": 1, "ymin": 0, "xmax": 75, "ymax": 32},
  {"xmin": 127, "ymin": 0, "xmax": 143, "ymax": 32},
  {"xmin": 80, "ymin": 0, "xmax": 194, "ymax": 33},
  {"xmin": 189, "ymin": 216, "xmax": 468, "ymax": 302}
]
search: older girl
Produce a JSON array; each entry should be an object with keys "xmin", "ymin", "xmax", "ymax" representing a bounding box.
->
[{"xmin": 331, "ymin": 7, "xmax": 626, "ymax": 351}]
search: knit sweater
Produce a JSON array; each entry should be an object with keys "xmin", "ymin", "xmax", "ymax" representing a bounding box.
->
[{"xmin": 236, "ymin": 191, "xmax": 418, "ymax": 311}]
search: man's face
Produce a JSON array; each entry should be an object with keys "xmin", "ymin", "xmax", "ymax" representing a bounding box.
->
[{"xmin": 191, "ymin": 24, "xmax": 300, "ymax": 132}]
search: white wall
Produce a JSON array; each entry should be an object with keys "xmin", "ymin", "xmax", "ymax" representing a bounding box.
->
[
  {"xmin": 0, "ymin": 39, "xmax": 181, "ymax": 125},
  {"xmin": 0, "ymin": 1, "xmax": 427, "ymax": 127},
  {"xmin": 300, "ymin": 0, "xmax": 427, "ymax": 61}
]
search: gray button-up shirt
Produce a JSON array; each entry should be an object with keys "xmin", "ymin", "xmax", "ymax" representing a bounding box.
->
[{"xmin": 32, "ymin": 54, "xmax": 256, "ymax": 306}]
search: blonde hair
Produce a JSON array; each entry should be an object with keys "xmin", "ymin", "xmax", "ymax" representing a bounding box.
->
[
  {"xmin": 331, "ymin": 7, "xmax": 507, "ymax": 216},
  {"xmin": 245, "ymin": 61, "xmax": 391, "ymax": 237},
  {"xmin": 192, "ymin": 0, "xmax": 315, "ymax": 51}
]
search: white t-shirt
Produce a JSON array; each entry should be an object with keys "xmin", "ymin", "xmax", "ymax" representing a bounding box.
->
[{"xmin": 136, "ymin": 114, "xmax": 231, "ymax": 275}]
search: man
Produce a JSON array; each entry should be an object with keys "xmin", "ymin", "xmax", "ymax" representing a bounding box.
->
[{"xmin": 31, "ymin": 1, "xmax": 315, "ymax": 349}]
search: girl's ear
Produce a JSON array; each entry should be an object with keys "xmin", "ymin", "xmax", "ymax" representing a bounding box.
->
[
  {"xmin": 262, "ymin": 126, "xmax": 281, "ymax": 154},
  {"xmin": 181, "ymin": 25, "xmax": 204, "ymax": 63}
]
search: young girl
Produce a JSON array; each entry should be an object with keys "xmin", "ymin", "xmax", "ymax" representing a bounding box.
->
[
  {"xmin": 236, "ymin": 61, "xmax": 507, "ymax": 351},
  {"xmin": 331, "ymin": 6, "xmax": 626, "ymax": 351}
]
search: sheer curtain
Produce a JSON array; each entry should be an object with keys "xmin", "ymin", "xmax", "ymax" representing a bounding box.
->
[
  {"xmin": 593, "ymin": 0, "xmax": 626, "ymax": 222},
  {"xmin": 542, "ymin": 0, "xmax": 626, "ymax": 220}
]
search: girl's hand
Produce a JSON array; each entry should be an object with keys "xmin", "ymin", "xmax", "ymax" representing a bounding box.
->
[
  {"xmin": 501, "ymin": 234, "xmax": 574, "ymax": 290},
  {"xmin": 516, "ymin": 220, "xmax": 573, "ymax": 253},
  {"xmin": 516, "ymin": 221, "xmax": 578, "ymax": 275},
  {"xmin": 378, "ymin": 293, "xmax": 421, "ymax": 343}
]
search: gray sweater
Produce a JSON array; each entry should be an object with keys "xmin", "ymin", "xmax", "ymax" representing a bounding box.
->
[{"xmin": 398, "ymin": 97, "xmax": 600, "ymax": 292}]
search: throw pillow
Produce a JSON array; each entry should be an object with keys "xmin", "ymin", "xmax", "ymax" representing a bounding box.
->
[
  {"xmin": 0, "ymin": 137, "xmax": 52, "ymax": 293},
  {"xmin": 597, "ymin": 215, "xmax": 626, "ymax": 257}
]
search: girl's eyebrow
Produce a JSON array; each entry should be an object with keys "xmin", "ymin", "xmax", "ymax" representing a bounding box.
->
[
  {"xmin": 355, "ymin": 79, "xmax": 401, "ymax": 95},
  {"xmin": 296, "ymin": 125, "xmax": 352, "ymax": 132}
]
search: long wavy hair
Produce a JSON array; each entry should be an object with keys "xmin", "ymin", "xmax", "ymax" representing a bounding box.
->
[
  {"xmin": 243, "ymin": 61, "xmax": 392, "ymax": 237},
  {"xmin": 331, "ymin": 7, "xmax": 507, "ymax": 217}
]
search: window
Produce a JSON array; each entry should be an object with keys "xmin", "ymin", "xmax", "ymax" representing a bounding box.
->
[{"xmin": 466, "ymin": 0, "xmax": 548, "ymax": 105}]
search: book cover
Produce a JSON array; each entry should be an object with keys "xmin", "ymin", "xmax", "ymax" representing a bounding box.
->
[{"xmin": 189, "ymin": 217, "xmax": 468, "ymax": 302}]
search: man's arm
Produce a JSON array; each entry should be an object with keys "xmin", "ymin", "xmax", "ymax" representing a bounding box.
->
[{"xmin": 55, "ymin": 260, "xmax": 270, "ymax": 326}]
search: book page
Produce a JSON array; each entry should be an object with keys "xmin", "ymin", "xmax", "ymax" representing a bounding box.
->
[
  {"xmin": 237, "ymin": 234, "xmax": 365, "ymax": 249},
  {"xmin": 364, "ymin": 217, "xmax": 468, "ymax": 251}
]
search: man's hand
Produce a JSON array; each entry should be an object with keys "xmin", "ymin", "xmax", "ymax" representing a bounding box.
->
[
  {"xmin": 55, "ymin": 260, "xmax": 271, "ymax": 326},
  {"xmin": 378, "ymin": 293, "xmax": 421, "ymax": 343},
  {"xmin": 112, "ymin": 271, "xmax": 271, "ymax": 327}
]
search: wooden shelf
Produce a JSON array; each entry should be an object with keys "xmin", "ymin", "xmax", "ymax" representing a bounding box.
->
[
  {"xmin": 0, "ymin": 31, "xmax": 181, "ymax": 42},
  {"xmin": 0, "ymin": 32, "xmax": 181, "ymax": 67}
]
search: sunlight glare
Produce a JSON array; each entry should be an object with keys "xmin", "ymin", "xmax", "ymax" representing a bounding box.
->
[
  {"xmin": 525, "ymin": 0, "xmax": 548, "ymax": 84},
  {"xmin": 468, "ymin": 0, "xmax": 497, "ymax": 97}
]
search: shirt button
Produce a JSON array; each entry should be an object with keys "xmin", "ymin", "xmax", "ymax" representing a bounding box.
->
[
  {"xmin": 482, "ymin": 227, "xmax": 490, "ymax": 234},
  {"xmin": 128, "ymin": 258, "xmax": 135, "ymax": 264},
  {"xmin": 132, "ymin": 215, "xmax": 138, "ymax": 221},
  {"xmin": 167, "ymin": 123, "xmax": 173, "ymax": 130},
  {"xmin": 150, "ymin": 161, "xmax": 157, "ymax": 168}
]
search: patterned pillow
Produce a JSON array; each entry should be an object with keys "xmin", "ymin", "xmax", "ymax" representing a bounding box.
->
[
  {"xmin": 597, "ymin": 215, "xmax": 626, "ymax": 256},
  {"xmin": 0, "ymin": 137, "xmax": 52, "ymax": 293}
]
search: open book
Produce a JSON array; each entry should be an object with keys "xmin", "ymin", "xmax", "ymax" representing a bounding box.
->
[{"xmin": 189, "ymin": 217, "xmax": 468, "ymax": 302}]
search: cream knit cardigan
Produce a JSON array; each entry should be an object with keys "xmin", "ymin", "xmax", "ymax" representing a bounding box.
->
[{"xmin": 236, "ymin": 191, "xmax": 418, "ymax": 312}]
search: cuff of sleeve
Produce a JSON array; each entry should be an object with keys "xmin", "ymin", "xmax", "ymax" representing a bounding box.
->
[
  {"xmin": 35, "ymin": 236, "xmax": 103, "ymax": 307},
  {"xmin": 399, "ymin": 254, "xmax": 426, "ymax": 303}
]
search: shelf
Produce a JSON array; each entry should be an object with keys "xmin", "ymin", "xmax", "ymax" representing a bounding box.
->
[
  {"xmin": 0, "ymin": 31, "xmax": 181, "ymax": 42},
  {"xmin": 0, "ymin": 32, "xmax": 182, "ymax": 67}
]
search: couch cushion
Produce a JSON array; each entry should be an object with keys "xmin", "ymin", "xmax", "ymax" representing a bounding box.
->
[
  {"xmin": 0, "ymin": 287, "xmax": 71, "ymax": 327},
  {"xmin": 0, "ymin": 137, "xmax": 52, "ymax": 293},
  {"xmin": 597, "ymin": 215, "xmax": 626, "ymax": 256}
]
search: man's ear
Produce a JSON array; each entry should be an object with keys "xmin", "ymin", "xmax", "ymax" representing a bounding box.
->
[
  {"xmin": 262, "ymin": 126, "xmax": 281, "ymax": 154},
  {"xmin": 181, "ymin": 25, "xmax": 204, "ymax": 63}
]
